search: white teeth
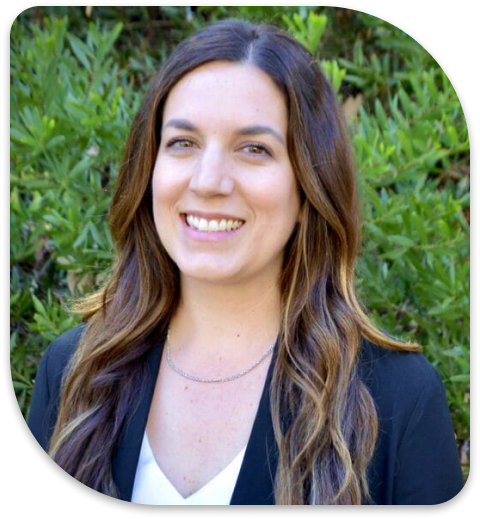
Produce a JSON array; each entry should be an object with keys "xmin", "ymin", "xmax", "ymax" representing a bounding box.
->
[
  {"xmin": 185, "ymin": 215, "xmax": 244, "ymax": 232},
  {"xmin": 208, "ymin": 220, "xmax": 219, "ymax": 232}
]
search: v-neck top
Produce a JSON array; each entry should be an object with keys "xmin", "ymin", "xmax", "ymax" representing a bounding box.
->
[{"xmin": 131, "ymin": 432, "xmax": 247, "ymax": 505}]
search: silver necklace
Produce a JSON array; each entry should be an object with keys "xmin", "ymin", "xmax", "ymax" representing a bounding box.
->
[{"xmin": 165, "ymin": 330, "xmax": 276, "ymax": 383}]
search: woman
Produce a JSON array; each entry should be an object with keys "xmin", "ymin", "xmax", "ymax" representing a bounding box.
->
[{"xmin": 27, "ymin": 19, "xmax": 464, "ymax": 505}]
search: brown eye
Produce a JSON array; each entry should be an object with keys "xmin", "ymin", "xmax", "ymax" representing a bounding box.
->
[
  {"xmin": 166, "ymin": 138, "xmax": 195, "ymax": 149},
  {"xmin": 244, "ymin": 144, "xmax": 271, "ymax": 156}
]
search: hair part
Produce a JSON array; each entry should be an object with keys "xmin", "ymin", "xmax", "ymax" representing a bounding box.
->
[{"xmin": 48, "ymin": 19, "xmax": 420, "ymax": 504}]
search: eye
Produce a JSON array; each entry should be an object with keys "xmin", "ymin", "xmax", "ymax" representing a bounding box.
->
[
  {"xmin": 165, "ymin": 139, "xmax": 192, "ymax": 148},
  {"xmin": 242, "ymin": 143, "xmax": 272, "ymax": 157}
]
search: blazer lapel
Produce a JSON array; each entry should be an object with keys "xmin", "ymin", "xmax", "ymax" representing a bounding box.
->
[
  {"xmin": 230, "ymin": 353, "xmax": 277, "ymax": 505},
  {"xmin": 112, "ymin": 334, "xmax": 164, "ymax": 501},
  {"xmin": 111, "ymin": 333, "xmax": 278, "ymax": 504}
]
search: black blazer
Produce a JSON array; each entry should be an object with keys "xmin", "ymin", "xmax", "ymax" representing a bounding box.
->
[{"xmin": 27, "ymin": 325, "xmax": 464, "ymax": 505}]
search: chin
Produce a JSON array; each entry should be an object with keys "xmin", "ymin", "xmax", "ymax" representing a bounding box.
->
[{"xmin": 178, "ymin": 263, "xmax": 240, "ymax": 284}]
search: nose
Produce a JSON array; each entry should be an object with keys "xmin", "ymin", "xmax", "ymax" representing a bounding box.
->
[{"xmin": 188, "ymin": 147, "xmax": 234, "ymax": 197}]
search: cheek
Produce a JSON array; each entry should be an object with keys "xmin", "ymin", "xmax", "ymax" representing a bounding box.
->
[
  {"xmin": 151, "ymin": 160, "xmax": 182, "ymax": 210},
  {"xmin": 261, "ymin": 173, "xmax": 300, "ymax": 220},
  {"xmin": 151, "ymin": 168, "xmax": 181, "ymax": 245},
  {"xmin": 151, "ymin": 172, "xmax": 166, "ymax": 208},
  {"xmin": 249, "ymin": 184, "xmax": 300, "ymax": 239},
  {"xmin": 151, "ymin": 171, "xmax": 180, "ymax": 250}
]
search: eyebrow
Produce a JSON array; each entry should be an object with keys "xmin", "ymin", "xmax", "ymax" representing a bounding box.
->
[{"xmin": 162, "ymin": 118, "xmax": 286, "ymax": 146}]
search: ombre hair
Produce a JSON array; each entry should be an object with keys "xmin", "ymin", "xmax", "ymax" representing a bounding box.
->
[{"xmin": 48, "ymin": 19, "xmax": 420, "ymax": 504}]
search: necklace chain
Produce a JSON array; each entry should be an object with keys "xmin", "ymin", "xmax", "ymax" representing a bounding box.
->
[{"xmin": 165, "ymin": 330, "xmax": 275, "ymax": 383}]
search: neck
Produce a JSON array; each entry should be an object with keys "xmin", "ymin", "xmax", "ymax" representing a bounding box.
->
[{"xmin": 168, "ymin": 275, "xmax": 282, "ymax": 361}]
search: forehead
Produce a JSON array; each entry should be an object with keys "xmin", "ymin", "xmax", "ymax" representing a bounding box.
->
[{"xmin": 162, "ymin": 61, "xmax": 288, "ymax": 133}]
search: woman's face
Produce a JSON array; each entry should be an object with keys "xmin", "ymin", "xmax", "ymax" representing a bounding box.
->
[{"xmin": 152, "ymin": 61, "xmax": 301, "ymax": 287}]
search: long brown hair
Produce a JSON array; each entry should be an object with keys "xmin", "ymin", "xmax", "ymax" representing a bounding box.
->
[{"xmin": 48, "ymin": 19, "xmax": 420, "ymax": 503}]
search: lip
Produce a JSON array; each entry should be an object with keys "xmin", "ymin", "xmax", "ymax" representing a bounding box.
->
[{"xmin": 180, "ymin": 212, "xmax": 245, "ymax": 242}]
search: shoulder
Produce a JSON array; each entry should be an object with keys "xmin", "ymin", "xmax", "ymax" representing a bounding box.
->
[
  {"xmin": 359, "ymin": 339, "xmax": 438, "ymax": 382},
  {"xmin": 27, "ymin": 324, "xmax": 87, "ymax": 450},
  {"xmin": 358, "ymin": 339, "xmax": 444, "ymax": 418},
  {"xmin": 39, "ymin": 324, "xmax": 87, "ymax": 390},
  {"xmin": 34, "ymin": 323, "xmax": 86, "ymax": 398},
  {"xmin": 358, "ymin": 339, "xmax": 464, "ymax": 504}
]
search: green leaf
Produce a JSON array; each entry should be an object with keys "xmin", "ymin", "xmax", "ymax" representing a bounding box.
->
[
  {"xmin": 449, "ymin": 374, "xmax": 470, "ymax": 383},
  {"xmin": 45, "ymin": 135, "xmax": 66, "ymax": 150},
  {"xmin": 427, "ymin": 297, "xmax": 456, "ymax": 316},
  {"xmin": 306, "ymin": 13, "xmax": 327, "ymax": 54},
  {"xmin": 31, "ymin": 294, "xmax": 47, "ymax": 318},
  {"xmin": 396, "ymin": 129, "xmax": 415, "ymax": 158},
  {"xmin": 13, "ymin": 381, "xmax": 30, "ymax": 390},
  {"xmin": 73, "ymin": 224, "xmax": 90, "ymax": 249},
  {"xmin": 380, "ymin": 248, "xmax": 408, "ymax": 260},
  {"xmin": 10, "ymin": 332, "xmax": 18, "ymax": 351},
  {"xmin": 442, "ymin": 347, "xmax": 468, "ymax": 359},
  {"xmin": 387, "ymin": 235, "xmax": 416, "ymax": 248},
  {"xmin": 88, "ymin": 221, "xmax": 105, "ymax": 247},
  {"xmin": 67, "ymin": 34, "xmax": 92, "ymax": 70},
  {"xmin": 447, "ymin": 125, "xmax": 459, "ymax": 147}
]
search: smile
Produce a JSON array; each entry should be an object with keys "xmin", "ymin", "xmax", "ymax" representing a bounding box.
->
[{"xmin": 185, "ymin": 214, "xmax": 245, "ymax": 232}]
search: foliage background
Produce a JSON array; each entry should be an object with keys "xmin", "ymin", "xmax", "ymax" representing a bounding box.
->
[{"xmin": 10, "ymin": 6, "xmax": 470, "ymax": 479}]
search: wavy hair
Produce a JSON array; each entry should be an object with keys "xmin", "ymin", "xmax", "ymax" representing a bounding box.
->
[{"xmin": 48, "ymin": 19, "xmax": 420, "ymax": 503}]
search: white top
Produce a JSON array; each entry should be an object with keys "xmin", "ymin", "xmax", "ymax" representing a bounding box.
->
[{"xmin": 131, "ymin": 432, "xmax": 246, "ymax": 505}]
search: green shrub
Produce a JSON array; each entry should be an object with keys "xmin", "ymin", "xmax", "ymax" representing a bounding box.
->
[{"xmin": 10, "ymin": 16, "xmax": 138, "ymax": 415}]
